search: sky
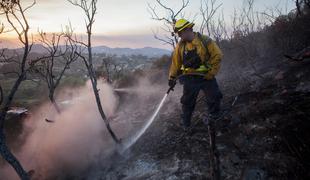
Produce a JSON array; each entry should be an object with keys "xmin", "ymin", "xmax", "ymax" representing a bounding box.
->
[{"xmin": 0, "ymin": 0, "xmax": 295, "ymax": 49}]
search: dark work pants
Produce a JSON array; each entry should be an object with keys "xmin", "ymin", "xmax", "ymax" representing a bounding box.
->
[{"xmin": 179, "ymin": 76, "xmax": 223, "ymax": 127}]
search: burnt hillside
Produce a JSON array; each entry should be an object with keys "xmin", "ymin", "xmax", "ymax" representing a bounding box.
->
[{"xmin": 85, "ymin": 54, "xmax": 309, "ymax": 180}]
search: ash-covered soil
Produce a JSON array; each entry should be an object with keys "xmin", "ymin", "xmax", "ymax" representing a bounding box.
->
[{"xmin": 88, "ymin": 60, "xmax": 310, "ymax": 180}]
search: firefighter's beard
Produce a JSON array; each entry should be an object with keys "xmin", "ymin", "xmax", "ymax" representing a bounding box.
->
[{"xmin": 179, "ymin": 30, "xmax": 195, "ymax": 42}]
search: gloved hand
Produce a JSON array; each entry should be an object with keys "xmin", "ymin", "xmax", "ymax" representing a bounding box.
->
[{"xmin": 168, "ymin": 79, "xmax": 177, "ymax": 90}]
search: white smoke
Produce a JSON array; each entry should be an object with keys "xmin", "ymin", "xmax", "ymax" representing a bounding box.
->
[
  {"xmin": 0, "ymin": 80, "xmax": 120, "ymax": 179},
  {"xmin": 0, "ymin": 76, "xmax": 180, "ymax": 179}
]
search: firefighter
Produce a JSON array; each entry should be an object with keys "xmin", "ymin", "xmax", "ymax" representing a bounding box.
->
[{"xmin": 168, "ymin": 18, "xmax": 223, "ymax": 129}]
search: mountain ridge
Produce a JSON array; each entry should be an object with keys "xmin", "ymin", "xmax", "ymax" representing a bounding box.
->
[{"xmin": 1, "ymin": 44, "xmax": 171, "ymax": 58}]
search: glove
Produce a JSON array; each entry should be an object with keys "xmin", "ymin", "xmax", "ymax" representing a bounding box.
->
[{"xmin": 168, "ymin": 79, "xmax": 177, "ymax": 89}]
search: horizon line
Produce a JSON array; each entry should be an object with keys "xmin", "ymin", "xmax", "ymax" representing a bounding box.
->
[{"xmin": 0, "ymin": 33, "xmax": 173, "ymax": 50}]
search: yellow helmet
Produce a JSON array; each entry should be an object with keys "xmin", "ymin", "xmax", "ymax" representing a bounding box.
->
[{"xmin": 174, "ymin": 19, "xmax": 195, "ymax": 33}]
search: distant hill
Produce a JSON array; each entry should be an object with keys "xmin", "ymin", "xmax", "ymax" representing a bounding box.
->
[
  {"xmin": 5, "ymin": 44, "xmax": 171, "ymax": 58},
  {"xmin": 92, "ymin": 46, "xmax": 171, "ymax": 58}
]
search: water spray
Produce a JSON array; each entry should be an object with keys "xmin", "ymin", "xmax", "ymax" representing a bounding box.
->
[
  {"xmin": 118, "ymin": 93, "xmax": 169, "ymax": 153},
  {"xmin": 117, "ymin": 73, "xmax": 206, "ymax": 153}
]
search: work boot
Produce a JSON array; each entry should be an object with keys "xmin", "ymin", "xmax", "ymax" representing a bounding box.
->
[
  {"xmin": 203, "ymin": 111, "xmax": 223, "ymax": 125},
  {"xmin": 182, "ymin": 125, "xmax": 194, "ymax": 135},
  {"xmin": 182, "ymin": 125, "xmax": 191, "ymax": 131},
  {"xmin": 179, "ymin": 120, "xmax": 192, "ymax": 132}
]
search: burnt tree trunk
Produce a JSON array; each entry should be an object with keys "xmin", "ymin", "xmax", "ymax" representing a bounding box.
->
[
  {"xmin": 208, "ymin": 121, "xmax": 220, "ymax": 180},
  {"xmin": 49, "ymin": 89, "xmax": 61, "ymax": 114},
  {"xmin": 0, "ymin": 131, "xmax": 29, "ymax": 180},
  {"xmin": 68, "ymin": 0, "xmax": 120, "ymax": 144},
  {"xmin": 0, "ymin": 76, "xmax": 30, "ymax": 180},
  {"xmin": 89, "ymin": 77, "xmax": 120, "ymax": 143},
  {"xmin": 0, "ymin": 85, "xmax": 3, "ymax": 105},
  {"xmin": 295, "ymin": 0, "xmax": 303, "ymax": 16},
  {"xmin": 87, "ymin": 51, "xmax": 120, "ymax": 143}
]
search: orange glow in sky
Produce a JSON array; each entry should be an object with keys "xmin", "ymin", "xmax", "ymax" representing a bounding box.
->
[{"xmin": 0, "ymin": 0, "xmax": 295, "ymax": 49}]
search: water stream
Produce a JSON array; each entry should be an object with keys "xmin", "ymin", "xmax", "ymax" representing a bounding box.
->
[{"xmin": 118, "ymin": 93, "xmax": 169, "ymax": 153}]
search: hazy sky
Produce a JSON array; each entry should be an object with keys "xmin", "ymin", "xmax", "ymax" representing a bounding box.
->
[{"xmin": 0, "ymin": 0, "xmax": 295, "ymax": 49}]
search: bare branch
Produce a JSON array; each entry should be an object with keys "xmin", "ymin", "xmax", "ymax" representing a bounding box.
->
[
  {"xmin": 0, "ymin": 23, "xmax": 4, "ymax": 34},
  {"xmin": 0, "ymin": 0, "xmax": 35, "ymax": 179},
  {"xmin": 0, "ymin": 84, "xmax": 3, "ymax": 106},
  {"xmin": 175, "ymin": 0, "xmax": 190, "ymax": 19},
  {"xmin": 151, "ymin": 29, "xmax": 175, "ymax": 48},
  {"xmin": 147, "ymin": 3, "xmax": 171, "ymax": 24},
  {"xmin": 23, "ymin": 0, "xmax": 36, "ymax": 12},
  {"xmin": 148, "ymin": 0, "xmax": 189, "ymax": 49},
  {"xmin": 63, "ymin": 23, "xmax": 88, "ymax": 47},
  {"xmin": 28, "ymin": 28, "xmax": 80, "ymax": 113},
  {"xmin": 295, "ymin": 0, "xmax": 302, "ymax": 16},
  {"xmin": 199, "ymin": 0, "xmax": 222, "ymax": 36},
  {"xmin": 67, "ymin": 0, "xmax": 120, "ymax": 143}
]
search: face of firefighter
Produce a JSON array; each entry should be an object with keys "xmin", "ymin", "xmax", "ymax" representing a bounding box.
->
[{"xmin": 178, "ymin": 28, "xmax": 195, "ymax": 42}]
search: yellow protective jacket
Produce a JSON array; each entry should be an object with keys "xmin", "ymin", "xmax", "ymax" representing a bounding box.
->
[{"xmin": 169, "ymin": 33, "xmax": 223, "ymax": 80}]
